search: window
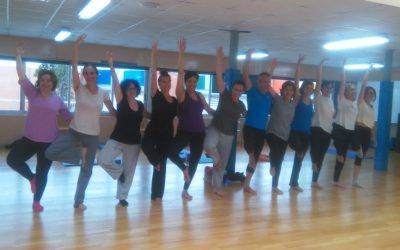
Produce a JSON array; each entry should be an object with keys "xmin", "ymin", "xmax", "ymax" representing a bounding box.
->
[{"xmin": 0, "ymin": 59, "xmax": 21, "ymax": 111}]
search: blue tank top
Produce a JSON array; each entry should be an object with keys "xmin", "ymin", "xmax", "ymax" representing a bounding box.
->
[
  {"xmin": 177, "ymin": 91, "xmax": 205, "ymax": 132},
  {"xmin": 290, "ymin": 99, "xmax": 313, "ymax": 134}
]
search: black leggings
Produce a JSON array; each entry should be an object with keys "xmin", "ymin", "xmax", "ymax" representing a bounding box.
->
[
  {"xmin": 142, "ymin": 133, "xmax": 171, "ymax": 200},
  {"xmin": 288, "ymin": 130, "xmax": 310, "ymax": 187},
  {"xmin": 332, "ymin": 123, "xmax": 360, "ymax": 182},
  {"xmin": 310, "ymin": 127, "xmax": 331, "ymax": 182},
  {"xmin": 266, "ymin": 133, "xmax": 288, "ymax": 188},
  {"xmin": 354, "ymin": 125, "xmax": 372, "ymax": 166},
  {"xmin": 7, "ymin": 137, "xmax": 52, "ymax": 202},
  {"xmin": 168, "ymin": 130, "xmax": 205, "ymax": 190}
]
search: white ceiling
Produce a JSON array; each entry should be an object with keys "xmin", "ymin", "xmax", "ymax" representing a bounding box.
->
[{"xmin": 1, "ymin": 0, "xmax": 400, "ymax": 67}]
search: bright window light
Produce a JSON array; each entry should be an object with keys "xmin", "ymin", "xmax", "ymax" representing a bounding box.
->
[
  {"xmin": 78, "ymin": 0, "xmax": 111, "ymax": 19},
  {"xmin": 323, "ymin": 36, "xmax": 389, "ymax": 50},
  {"xmin": 237, "ymin": 51, "xmax": 269, "ymax": 60},
  {"xmin": 54, "ymin": 29, "xmax": 71, "ymax": 42},
  {"xmin": 344, "ymin": 63, "xmax": 384, "ymax": 70}
]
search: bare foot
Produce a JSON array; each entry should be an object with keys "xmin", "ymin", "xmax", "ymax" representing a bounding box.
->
[
  {"xmin": 272, "ymin": 187, "xmax": 283, "ymax": 195},
  {"xmin": 290, "ymin": 186, "xmax": 304, "ymax": 192},
  {"xmin": 213, "ymin": 188, "xmax": 225, "ymax": 197},
  {"xmin": 269, "ymin": 167, "xmax": 276, "ymax": 177},
  {"xmin": 332, "ymin": 182, "xmax": 346, "ymax": 188},
  {"xmin": 243, "ymin": 186, "xmax": 257, "ymax": 195},
  {"xmin": 181, "ymin": 190, "xmax": 193, "ymax": 201},
  {"xmin": 183, "ymin": 166, "xmax": 190, "ymax": 182},
  {"xmin": 311, "ymin": 182, "xmax": 323, "ymax": 190}
]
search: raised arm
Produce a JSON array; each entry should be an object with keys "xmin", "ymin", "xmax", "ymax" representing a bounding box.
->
[
  {"xmin": 242, "ymin": 49, "xmax": 253, "ymax": 91},
  {"xmin": 176, "ymin": 38, "xmax": 186, "ymax": 102},
  {"xmin": 314, "ymin": 58, "xmax": 328, "ymax": 98},
  {"xmin": 15, "ymin": 44, "xmax": 27, "ymax": 81},
  {"xmin": 338, "ymin": 59, "xmax": 346, "ymax": 100},
  {"xmin": 294, "ymin": 54, "xmax": 305, "ymax": 101},
  {"xmin": 357, "ymin": 66, "xmax": 372, "ymax": 105},
  {"xmin": 267, "ymin": 58, "xmax": 278, "ymax": 96},
  {"xmin": 72, "ymin": 34, "xmax": 86, "ymax": 91},
  {"xmin": 106, "ymin": 51, "xmax": 123, "ymax": 104},
  {"xmin": 199, "ymin": 93, "xmax": 215, "ymax": 115},
  {"xmin": 216, "ymin": 47, "xmax": 226, "ymax": 93},
  {"xmin": 150, "ymin": 41, "xmax": 158, "ymax": 97}
]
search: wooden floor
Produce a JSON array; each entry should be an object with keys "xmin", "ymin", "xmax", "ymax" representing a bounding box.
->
[{"xmin": 1, "ymin": 146, "xmax": 400, "ymax": 250}]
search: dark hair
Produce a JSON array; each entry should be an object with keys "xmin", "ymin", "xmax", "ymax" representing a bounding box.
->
[
  {"xmin": 365, "ymin": 86, "xmax": 376, "ymax": 101},
  {"xmin": 120, "ymin": 79, "xmax": 141, "ymax": 98},
  {"xmin": 280, "ymin": 80, "xmax": 295, "ymax": 98},
  {"xmin": 82, "ymin": 64, "xmax": 99, "ymax": 75},
  {"xmin": 158, "ymin": 70, "xmax": 171, "ymax": 83},
  {"xmin": 300, "ymin": 80, "xmax": 314, "ymax": 95},
  {"xmin": 184, "ymin": 71, "xmax": 199, "ymax": 82},
  {"xmin": 258, "ymin": 72, "xmax": 270, "ymax": 78},
  {"xmin": 321, "ymin": 81, "xmax": 333, "ymax": 90},
  {"xmin": 35, "ymin": 69, "xmax": 58, "ymax": 91},
  {"xmin": 231, "ymin": 80, "xmax": 245, "ymax": 89}
]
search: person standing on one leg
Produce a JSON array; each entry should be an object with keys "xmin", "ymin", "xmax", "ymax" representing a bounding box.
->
[
  {"xmin": 241, "ymin": 49, "xmax": 277, "ymax": 194},
  {"xmin": 142, "ymin": 42, "xmax": 178, "ymax": 201},
  {"xmin": 167, "ymin": 38, "xmax": 214, "ymax": 201},
  {"xmin": 45, "ymin": 34, "xmax": 115, "ymax": 210},
  {"xmin": 7, "ymin": 44, "xmax": 72, "ymax": 212},
  {"xmin": 331, "ymin": 60, "xmax": 362, "ymax": 188},
  {"xmin": 288, "ymin": 56, "xmax": 315, "ymax": 192},
  {"xmin": 265, "ymin": 55, "xmax": 302, "ymax": 195},
  {"xmin": 352, "ymin": 68, "xmax": 375, "ymax": 188},
  {"xmin": 309, "ymin": 59, "xmax": 334, "ymax": 189},
  {"xmin": 97, "ymin": 51, "xmax": 144, "ymax": 207},
  {"xmin": 203, "ymin": 47, "xmax": 246, "ymax": 197}
]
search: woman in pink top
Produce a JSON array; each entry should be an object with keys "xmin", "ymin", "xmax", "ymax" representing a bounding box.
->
[{"xmin": 7, "ymin": 44, "xmax": 72, "ymax": 212}]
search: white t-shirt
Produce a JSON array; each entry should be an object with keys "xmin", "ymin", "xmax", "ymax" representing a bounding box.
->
[
  {"xmin": 335, "ymin": 96, "xmax": 358, "ymax": 130},
  {"xmin": 357, "ymin": 100, "xmax": 375, "ymax": 128},
  {"xmin": 70, "ymin": 86, "xmax": 110, "ymax": 135},
  {"xmin": 311, "ymin": 95, "xmax": 335, "ymax": 133}
]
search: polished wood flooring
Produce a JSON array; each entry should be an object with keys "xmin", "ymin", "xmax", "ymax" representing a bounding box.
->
[{"xmin": 1, "ymin": 146, "xmax": 400, "ymax": 249}]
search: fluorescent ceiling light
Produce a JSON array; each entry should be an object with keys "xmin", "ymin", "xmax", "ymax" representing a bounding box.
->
[
  {"xmin": 344, "ymin": 63, "xmax": 384, "ymax": 70},
  {"xmin": 54, "ymin": 29, "xmax": 71, "ymax": 42},
  {"xmin": 78, "ymin": 0, "xmax": 111, "ymax": 19},
  {"xmin": 237, "ymin": 51, "xmax": 269, "ymax": 60},
  {"xmin": 365, "ymin": 0, "xmax": 400, "ymax": 8},
  {"xmin": 323, "ymin": 36, "xmax": 389, "ymax": 50}
]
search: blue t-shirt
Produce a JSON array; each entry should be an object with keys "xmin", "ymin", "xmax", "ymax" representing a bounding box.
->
[
  {"xmin": 244, "ymin": 87, "xmax": 273, "ymax": 130},
  {"xmin": 290, "ymin": 99, "xmax": 314, "ymax": 134}
]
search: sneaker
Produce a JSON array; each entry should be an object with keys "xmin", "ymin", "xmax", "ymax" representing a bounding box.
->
[
  {"xmin": 30, "ymin": 175, "xmax": 37, "ymax": 194},
  {"xmin": 119, "ymin": 200, "xmax": 129, "ymax": 207},
  {"xmin": 32, "ymin": 201, "xmax": 44, "ymax": 212}
]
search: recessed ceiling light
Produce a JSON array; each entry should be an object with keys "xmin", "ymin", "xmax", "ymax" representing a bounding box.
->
[
  {"xmin": 54, "ymin": 28, "xmax": 71, "ymax": 42},
  {"xmin": 237, "ymin": 50, "xmax": 269, "ymax": 60},
  {"xmin": 344, "ymin": 63, "xmax": 384, "ymax": 70},
  {"xmin": 323, "ymin": 36, "xmax": 389, "ymax": 50},
  {"xmin": 78, "ymin": 0, "xmax": 111, "ymax": 19}
]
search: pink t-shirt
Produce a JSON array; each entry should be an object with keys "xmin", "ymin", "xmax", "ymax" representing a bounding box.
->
[{"xmin": 21, "ymin": 78, "xmax": 72, "ymax": 143}]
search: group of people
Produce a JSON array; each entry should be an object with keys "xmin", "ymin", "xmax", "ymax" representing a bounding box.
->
[{"xmin": 6, "ymin": 35, "xmax": 377, "ymax": 212}]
